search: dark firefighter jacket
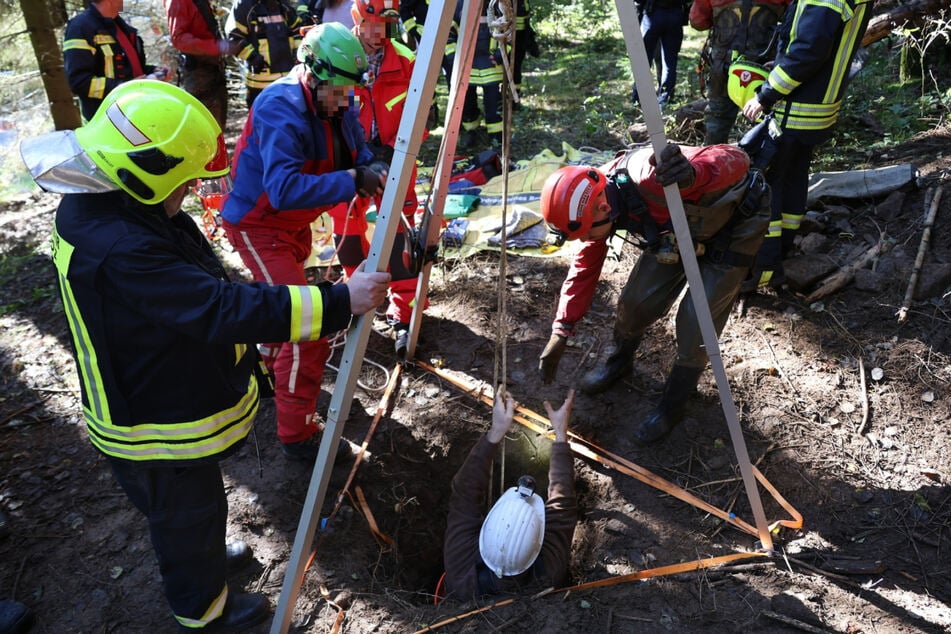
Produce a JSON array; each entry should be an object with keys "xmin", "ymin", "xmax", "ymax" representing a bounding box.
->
[
  {"xmin": 64, "ymin": 6, "xmax": 155, "ymax": 121},
  {"xmin": 756, "ymin": 0, "xmax": 872, "ymax": 135},
  {"xmin": 52, "ymin": 191, "xmax": 351, "ymax": 465}
]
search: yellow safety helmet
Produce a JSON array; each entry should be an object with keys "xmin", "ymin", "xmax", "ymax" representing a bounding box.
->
[
  {"xmin": 727, "ymin": 59, "xmax": 769, "ymax": 109},
  {"xmin": 74, "ymin": 80, "xmax": 230, "ymax": 204}
]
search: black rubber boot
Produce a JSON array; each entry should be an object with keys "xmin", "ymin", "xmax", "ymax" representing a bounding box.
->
[
  {"xmin": 634, "ymin": 365, "xmax": 703, "ymax": 444},
  {"xmin": 579, "ymin": 337, "xmax": 639, "ymax": 395}
]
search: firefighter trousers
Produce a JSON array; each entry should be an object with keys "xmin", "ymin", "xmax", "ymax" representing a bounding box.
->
[{"xmin": 223, "ymin": 222, "xmax": 330, "ymax": 444}]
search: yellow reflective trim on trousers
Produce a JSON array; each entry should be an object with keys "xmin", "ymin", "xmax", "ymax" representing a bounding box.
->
[
  {"xmin": 781, "ymin": 213, "xmax": 804, "ymax": 231},
  {"xmin": 234, "ymin": 343, "xmax": 247, "ymax": 366},
  {"xmin": 86, "ymin": 378, "xmax": 260, "ymax": 461},
  {"xmin": 384, "ymin": 91, "xmax": 407, "ymax": 112},
  {"xmin": 287, "ymin": 285, "xmax": 325, "ymax": 341},
  {"xmin": 63, "ymin": 38, "xmax": 96, "ymax": 53},
  {"xmin": 51, "ymin": 231, "xmax": 112, "ymax": 425},
  {"xmin": 766, "ymin": 219, "xmax": 783, "ymax": 239},
  {"xmin": 486, "ymin": 121, "xmax": 504, "ymax": 134},
  {"xmin": 176, "ymin": 586, "xmax": 228, "ymax": 628}
]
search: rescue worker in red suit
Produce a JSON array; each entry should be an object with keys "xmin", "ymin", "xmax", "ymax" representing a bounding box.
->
[
  {"xmin": 442, "ymin": 389, "xmax": 577, "ymax": 601},
  {"xmin": 164, "ymin": 0, "xmax": 239, "ymax": 130},
  {"xmin": 537, "ymin": 144, "xmax": 770, "ymax": 444},
  {"xmin": 328, "ymin": 0, "xmax": 427, "ymax": 358},
  {"xmin": 221, "ymin": 23, "xmax": 389, "ymax": 462}
]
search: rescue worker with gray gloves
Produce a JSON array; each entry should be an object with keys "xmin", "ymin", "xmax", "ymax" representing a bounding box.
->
[
  {"xmin": 442, "ymin": 389, "xmax": 577, "ymax": 601},
  {"xmin": 537, "ymin": 144, "xmax": 770, "ymax": 444}
]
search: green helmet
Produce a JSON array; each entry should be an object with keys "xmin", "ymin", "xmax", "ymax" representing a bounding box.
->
[
  {"xmin": 74, "ymin": 80, "xmax": 229, "ymax": 204},
  {"xmin": 297, "ymin": 22, "xmax": 368, "ymax": 86}
]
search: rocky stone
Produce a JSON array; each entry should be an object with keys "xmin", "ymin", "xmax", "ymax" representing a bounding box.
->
[
  {"xmin": 784, "ymin": 253, "xmax": 838, "ymax": 291},
  {"xmin": 913, "ymin": 262, "xmax": 951, "ymax": 300}
]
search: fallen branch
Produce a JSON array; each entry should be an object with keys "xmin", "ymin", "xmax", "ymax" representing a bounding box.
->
[
  {"xmin": 897, "ymin": 185, "xmax": 943, "ymax": 323},
  {"xmin": 761, "ymin": 610, "xmax": 833, "ymax": 634},
  {"xmin": 861, "ymin": 0, "xmax": 948, "ymax": 47},
  {"xmin": 0, "ymin": 399, "xmax": 48, "ymax": 428},
  {"xmin": 857, "ymin": 357, "xmax": 870, "ymax": 436},
  {"xmin": 804, "ymin": 234, "xmax": 894, "ymax": 303}
]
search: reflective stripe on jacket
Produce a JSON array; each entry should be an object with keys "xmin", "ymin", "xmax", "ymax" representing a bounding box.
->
[
  {"xmin": 52, "ymin": 191, "xmax": 349, "ymax": 463},
  {"xmin": 758, "ymin": 0, "xmax": 872, "ymax": 132},
  {"xmin": 64, "ymin": 7, "xmax": 153, "ymax": 120}
]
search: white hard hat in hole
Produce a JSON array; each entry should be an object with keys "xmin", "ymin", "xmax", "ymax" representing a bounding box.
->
[{"xmin": 479, "ymin": 475, "xmax": 545, "ymax": 578}]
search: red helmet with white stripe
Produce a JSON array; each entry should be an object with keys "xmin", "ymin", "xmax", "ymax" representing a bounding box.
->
[
  {"xmin": 540, "ymin": 166, "xmax": 607, "ymax": 240},
  {"xmin": 352, "ymin": 0, "xmax": 400, "ymax": 22}
]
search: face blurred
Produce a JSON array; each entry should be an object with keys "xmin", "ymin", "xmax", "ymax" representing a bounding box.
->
[
  {"xmin": 315, "ymin": 83, "xmax": 355, "ymax": 118},
  {"xmin": 357, "ymin": 20, "xmax": 388, "ymax": 54},
  {"xmin": 577, "ymin": 189, "xmax": 612, "ymax": 241}
]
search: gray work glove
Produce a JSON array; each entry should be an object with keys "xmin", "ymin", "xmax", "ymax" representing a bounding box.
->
[
  {"xmin": 538, "ymin": 333, "xmax": 567, "ymax": 384},
  {"xmin": 354, "ymin": 161, "xmax": 388, "ymax": 198},
  {"xmin": 652, "ymin": 143, "xmax": 696, "ymax": 189}
]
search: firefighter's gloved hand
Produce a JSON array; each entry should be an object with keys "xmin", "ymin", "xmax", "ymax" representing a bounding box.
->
[
  {"xmin": 652, "ymin": 144, "xmax": 695, "ymax": 189},
  {"xmin": 246, "ymin": 52, "xmax": 266, "ymax": 73},
  {"xmin": 354, "ymin": 162, "xmax": 388, "ymax": 197},
  {"xmin": 538, "ymin": 333, "xmax": 567, "ymax": 384}
]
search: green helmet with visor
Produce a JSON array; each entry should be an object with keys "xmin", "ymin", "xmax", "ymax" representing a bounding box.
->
[{"xmin": 297, "ymin": 22, "xmax": 368, "ymax": 87}]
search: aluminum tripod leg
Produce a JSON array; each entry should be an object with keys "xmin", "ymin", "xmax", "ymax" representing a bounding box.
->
[
  {"xmin": 269, "ymin": 2, "xmax": 464, "ymax": 631},
  {"xmin": 614, "ymin": 0, "xmax": 774, "ymax": 552},
  {"xmin": 404, "ymin": 0, "xmax": 485, "ymax": 362}
]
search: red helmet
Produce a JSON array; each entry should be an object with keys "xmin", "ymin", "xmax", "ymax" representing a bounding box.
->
[
  {"xmin": 353, "ymin": 0, "xmax": 400, "ymax": 22},
  {"xmin": 540, "ymin": 166, "xmax": 607, "ymax": 240}
]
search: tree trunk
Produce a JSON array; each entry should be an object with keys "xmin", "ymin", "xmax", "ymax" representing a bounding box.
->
[
  {"xmin": 861, "ymin": 0, "xmax": 950, "ymax": 48},
  {"xmin": 20, "ymin": 0, "xmax": 81, "ymax": 130}
]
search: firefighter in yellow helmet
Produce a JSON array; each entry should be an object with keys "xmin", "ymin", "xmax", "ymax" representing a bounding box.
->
[{"xmin": 19, "ymin": 80, "xmax": 389, "ymax": 630}]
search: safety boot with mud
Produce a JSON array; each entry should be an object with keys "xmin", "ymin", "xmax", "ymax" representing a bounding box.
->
[
  {"xmin": 579, "ymin": 338, "xmax": 639, "ymax": 395},
  {"xmin": 634, "ymin": 365, "xmax": 703, "ymax": 444}
]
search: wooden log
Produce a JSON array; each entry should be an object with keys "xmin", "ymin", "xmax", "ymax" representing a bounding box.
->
[
  {"xmin": 897, "ymin": 185, "xmax": 944, "ymax": 322},
  {"xmin": 862, "ymin": 0, "xmax": 949, "ymax": 48},
  {"xmin": 804, "ymin": 235, "xmax": 894, "ymax": 303}
]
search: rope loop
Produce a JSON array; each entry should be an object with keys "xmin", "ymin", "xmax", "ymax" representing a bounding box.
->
[{"xmin": 487, "ymin": 0, "xmax": 515, "ymax": 44}]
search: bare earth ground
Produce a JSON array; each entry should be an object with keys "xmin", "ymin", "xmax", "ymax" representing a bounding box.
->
[{"xmin": 2, "ymin": 102, "xmax": 951, "ymax": 633}]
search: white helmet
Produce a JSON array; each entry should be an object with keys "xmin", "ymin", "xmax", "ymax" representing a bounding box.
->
[{"xmin": 478, "ymin": 476, "xmax": 545, "ymax": 578}]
